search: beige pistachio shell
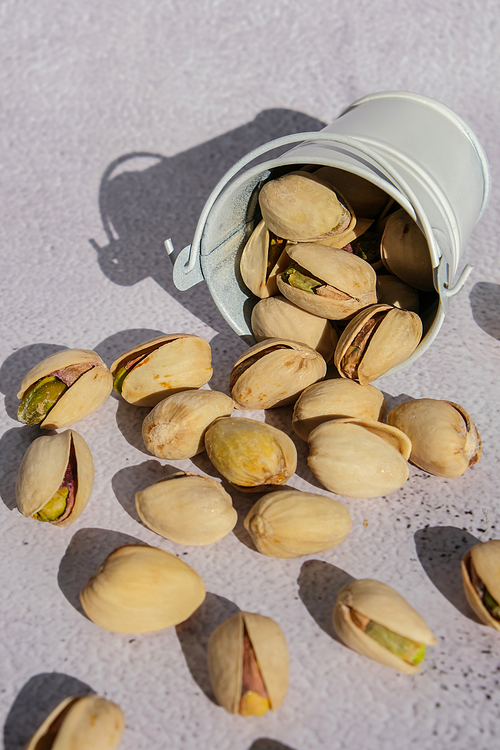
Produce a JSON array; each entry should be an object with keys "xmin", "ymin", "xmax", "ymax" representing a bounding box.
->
[
  {"xmin": 229, "ymin": 338, "xmax": 327, "ymax": 410},
  {"xmin": 376, "ymin": 274, "xmax": 420, "ymax": 312},
  {"xmin": 135, "ymin": 473, "xmax": 237, "ymax": 545},
  {"xmin": 314, "ymin": 167, "xmax": 390, "ymax": 219},
  {"xmin": 251, "ymin": 296, "xmax": 338, "ymax": 362},
  {"xmin": 142, "ymin": 389, "xmax": 234, "ymax": 459},
  {"xmin": 292, "ymin": 379, "xmax": 387, "ymax": 441},
  {"xmin": 239, "ymin": 220, "xmax": 290, "ymax": 298},
  {"xmin": 335, "ymin": 304, "xmax": 423, "ymax": 385},
  {"xmin": 380, "ymin": 208, "xmax": 434, "ymax": 291},
  {"xmin": 387, "ymin": 398, "xmax": 481, "ymax": 478},
  {"xmin": 16, "ymin": 429, "xmax": 94, "ymax": 526},
  {"xmin": 307, "ymin": 418, "xmax": 411, "ymax": 498},
  {"xmin": 244, "ymin": 489, "xmax": 352, "ymax": 558},
  {"xmin": 204, "ymin": 417, "xmax": 297, "ymax": 491},
  {"xmin": 111, "ymin": 334, "xmax": 213, "ymax": 407},
  {"xmin": 207, "ymin": 611, "xmax": 289, "ymax": 714},
  {"xmin": 26, "ymin": 694, "xmax": 125, "ymax": 750},
  {"xmin": 80, "ymin": 544, "xmax": 206, "ymax": 633},
  {"xmin": 462, "ymin": 541, "xmax": 500, "ymax": 629},
  {"xmin": 311, "ymin": 217, "xmax": 374, "ymax": 249},
  {"xmin": 333, "ymin": 579, "xmax": 436, "ymax": 674}
]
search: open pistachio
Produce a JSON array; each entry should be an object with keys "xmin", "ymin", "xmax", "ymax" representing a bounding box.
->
[
  {"xmin": 376, "ymin": 274, "xmax": 420, "ymax": 312},
  {"xmin": 307, "ymin": 418, "xmax": 411, "ymax": 498},
  {"xmin": 142, "ymin": 389, "xmax": 234, "ymax": 459},
  {"xmin": 204, "ymin": 417, "xmax": 296, "ymax": 492},
  {"xmin": 17, "ymin": 349, "xmax": 113, "ymax": 429},
  {"xmin": 334, "ymin": 303, "xmax": 422, "ymax": 384},
  {"xmin": 292, "ymin": 379, "xmax": 387, "ymax": 442},
  {"xmin": 135, "ymin": 472, "xmax": 237, "ymax": 545},
  {"xmin": 387, "ymin": 398, "xmax": 481, "ymax": 478},
  {"xmin": 229, "ymin": 338, "xmax": 326, "ymax": 410},
  {"xmin": 333, "ymin": 579, "xmax": 436, "ymax": 673},
  {"xmin": 26, "ymin": 694, "xmax": 124, "ymax": 750},
  {"xmin": 80, "ymin": 544, "xmax": 206, "ymax": 633},
  {"xmin": 208, "ymin": 611, "xmax": 289, "ymax": 716},
  {"xmin": 311, "ymin": 217, "xmax": 374, "ymax": 250},
  {"xmin": 244, "ymin": 488, "xmax": 352, "ymax": 558},
  {"xmin": 314, "ymin": 166, "xmax": 390, "ymax": 219},
  {"xmin": 380, "ymin": 208, "xmax": 434, "ymax": 291},
  {"xmin": 462, "ymin": 540, "xmax": 500, "ymax": 630},
  {"xmin": 110, "ymin": 334, "xmax": 213, "ymax": 407},
  {"xmin": 240, "ymin": 220, "xmax": 290, "ymax": 298},
  {"xmin": 16, "ymin": 429, "xmax": 94, "ymax": 526}
]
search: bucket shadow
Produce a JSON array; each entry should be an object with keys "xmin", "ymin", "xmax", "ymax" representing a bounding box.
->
[
  {"xmin": 469, "ymin": 282, "xmax": 500, "ymax": 340},
  {"xmin": 297, "ymin": 559, "xmax": 355, "ymax": 642}
]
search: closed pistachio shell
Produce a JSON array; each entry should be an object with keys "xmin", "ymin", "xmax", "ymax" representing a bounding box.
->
[
  {"xmin": 110, "ymin": 334, "xmax": 213, "ymax": 407},
  {"xmin": 314, "ymin": 166, "xmax": 390, "ymax": 219},
  {"xmin": 333, "ymin": 579, "xmax": 436, "ymax": 674},
  {"xmin": 142, "ymin": 389, "xmax": 234, "ymax": 459},
  {"xmin": 80, "ymin": 544, "xmax": 206, "ymax": 633},
  {"xmin": 462, "ymin": 540, "xmax": 500, "ymax": 629},
  {"xmin": 307, "ymin": 418, "xmax": 411, "ymax": 498},
  {"xmin": 376, "ymin": 274, "xmax": 420, "ymax": 313},
  {"xmin": 292, "ymin": 379, "xmax": 387, "ymax": 441},
  {"xmin": 381, "ymin": 208, "xmax": 434, "ymax": 291},
  {"xmin": 26, "ymin": 694, "xmax": 124, "ymax": 750},
  {"xmin": 239, "ymin": 220, "xmax": 290, "ymax": 298},
  {"xmin": 244, "ymin": 489, "xmax": 352, "ymax": 558},
  {"xmin": 135, "ymin": 472, "xmax": 237, "ymax": 545},
  {"xmin": 387, "ymin": 398, "xmax": 481, "ymax": 478},
  {"xmin": 16, "ymin": 429, "xmax": 94, "ymax": 526}
]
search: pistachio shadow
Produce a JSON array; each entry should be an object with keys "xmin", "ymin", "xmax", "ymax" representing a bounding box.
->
[
  {"xmin": 3, "ymin": 672, "xmax": 93, "ymax": 750},
  {"xmin": 0, "ymin": 425, "xmax": 43, "ymax": 511},
  {"xmin": 248, "ymin": 740, "xmax": 299, "ymax": 750},
  {"xmin": 469, "ymin": 281, "xmax": 500, "ymax": 340},
  {"xmin": 297, "ymin": 559, "xmax": 356, "ymax": 643},
  {"xmin": 112, "ymin": 459, "xmax": 184, "ymax": 525}
]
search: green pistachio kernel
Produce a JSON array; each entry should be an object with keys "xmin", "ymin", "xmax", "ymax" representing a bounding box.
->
[
  {"xmin": 365, "ymin": 619, "xmax": 426, "ymax": 666},
  {"xmin": 483, "ymin": 588, "xmax": 500, "ymax": 620},
  {"xmin": 33, "ymin": 487, "xmax": 69, "ymax": 523},
  {"xmin": 282, "ymin": 265, "xmax": 322, "ymax": 294},
  {"xmin": 113, "ymin": 366, "xmax": 129, "ymax": 395},
  {"xmin": 18, "ymin": 376, "xmax": 68, "ymax": 425}
]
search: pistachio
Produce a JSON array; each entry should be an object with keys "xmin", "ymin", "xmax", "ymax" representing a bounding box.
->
[
  {"xmin": 240, "ymin": 220, "xmax": 290, "ymax": 298},
  {"xmin": 307, "ymin": 418, "xmax": 411, "ymax": 498},
  {"xmin": 376, "ymin": 274, "xmax": 420, "ymax": 312},
  {"xmin": 204, "ymin": 417, "xmax": 296, "ymax": 492},
  {"xmin": 314, "ymin": 166, "xmax": 390, "ymax": 219},
  {"xmin": 311, "ymin": 218, "xmax": 374, "ymax": 250},
  {"xmin": 244, "ymin": 488, "xmax": 352, "ymax": 558},
  {"xmin": 80, "ymin": 544, "xmax": 206, "ymax": 633},
  {"xmin": 17, "ymin": 349, "xmax": 113, "ymax": 429},
  {"xmin": 16, "ymin": 429, "xmax": 94, "ymax": 526},
  {"xmin": 229, "ymin": 338, "xmax": 326, "ymax": 410},
  {"xmin": 207, "ymin": 611, "xmax": 289, "ymax": 715},
  {"xmin": 462, "ymin": 540, "xmax": 500, "ymax": 629},
  {"xmin": 333, "ymin": 579, "xmax": 436, "ymax": 673},
  {"xmin": 110, "ymin": 334, "xmax": 213, "ymax": 407},
  {"xmin": 386, "ymin": 398, "xmax": 481, "ymax": 478},
  {"xmin": 25, "ymin": 694, "xmax": 125, "ymax": 750},
  {"xmin": 135, "ymin": 472, "xmax": 237, "ymax": 545},
  {"xmin": 142, "ymin": 389, "xmax": 234, "ymax": 459},
  {"xmin": 380, "ymin": 208, "xmax": 434, "ymax": 291}
]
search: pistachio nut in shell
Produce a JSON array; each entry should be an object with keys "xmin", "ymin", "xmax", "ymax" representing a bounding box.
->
[
  {"xmin": 251, "ymin": 295, "xmax": 338, "ymax": 362},
  {"xmin": 380, "ymin": 208, "xmax": 434, "ymax": 291},
  {"xmin": 333, "ymin": 579, "xmax": 436, "ymax": 673},
  {"xmin": 204, "ymin": 417, "xmax": 296, "ymax": 491},
  {"xmin": 26, "ymin": 694, "xmax": 124, "ymax": 750},
  {"xmin": 334, "ymin": 304, "xmax": 422, "ymax": 385},
  {"xmin": 376, "ymin": 274, "xmax": 420, "ymax": 313},
  {"xmin": 16, "ymin": 429, "xmax": 94, "ymax": 526},
  {"xmin": 462, "ymin": 540, "xmax": 500, "ymax": 629},
  {"xmin": 292, "ymin": 378, "xmax": 387, "ymax": 442},
  {"xmin": 17, "ymin": 348, "xmax": 113, "ymax": 429},
  {"xmin": 314, "ymin": 166, "xmax": 390, "ymax": 219},
  {"xmin": 110, "ymin": 334, "xmax": 213, "ymax": 407},
  {"xmin": 244, "ymin": 489, "xmax": 352, "ymax": 558},
  {"xmin": 307, "ymin": 418, "xmax": 411, "ymax": 498},
  {"xmin": 239, "ymin": 220, "xmax": 290, "ymax": 298},
  {"xmin": 229, "ymin": 338, "xmax": 326, "ymax": 410},
  {"xmin": 80, "ymin": 544, "xmax": 206, "ymax": 633},
  {"xmin": 208, "ymin": 610, "xmax": 289, "ymax": 715},
  {"xmin": 135, "ymin": 472, "xmax": 237, "ymax": 545},
  {"xmin": 142, "ymin": 389, "xmax": 234, "ymax": 460},
  {"xmin": 387, "ymin": 398, "xmax": 481, "ymax": 478}
]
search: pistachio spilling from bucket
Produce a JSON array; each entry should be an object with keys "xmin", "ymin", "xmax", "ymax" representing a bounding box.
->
[
  {"xmin": 462, "ymin": 540, "xmax": 500, "ymax": 629},
  {"xmin": 208, "ymin": 610, "xmax": 289, "ymax": 716},
  {"xmin": 240, "ymin": 220, "xmax": 290, "ymax": 298},
  {"xmin": 333, "ymin": 579, "xmax": 437, "ymax": 673}
]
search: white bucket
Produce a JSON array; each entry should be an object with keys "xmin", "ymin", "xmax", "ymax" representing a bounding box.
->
[{"xmin": 168, "ymin": 91, "xmax": 490, "ymax": 375}]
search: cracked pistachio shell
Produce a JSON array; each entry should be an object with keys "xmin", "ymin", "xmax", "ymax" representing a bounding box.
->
[
  {"xmin": 462, "ymin": 540, "xmax": 500, "ymax": 630},
  {"xmin": 142, "ymin": 389, "xmax": 234, "ymax": 459},
  {"xmin": 334, "ymin": 304, "xmax": 423, "ymax": 385},
  {"xmin": 80, "ymin": 544, "xmax": 206, "ymax": 633},
  {"xmin": 26, "ymin": 694, "xmax": 124, "ymax": 750},
  {"xmin": 307, "ymin": 418, "xmax": 411, "ymax": 498},
  {"xmin": 381, "ymin": 208, "xmax": 434, "ymax": 291},
  {"xmin": 110, "ymin": 334, "xmax": 213, "ymax": 407},
  {"xmin": 311, "ymin": 217, "xmax": 374, "ymax": 249},
  {"xmin": 292, "ymin": 379, "xmax": 387, "ymax": 441},
  {"xmin": 16, "ymin": 429, "xmax": 94, "ymax": 526},
  {"xmin": 208, "ymin": 611, "xmax": 289, "ymax": 714},
  {"xmin": 229, "ymin": 338, "xmax": 326, "ymax": 410},
  {"xmin": 333, "ymin": 579, "xmax": 437, "ymax": 674},
  {"xmin": 376, "ymin": 274, "xmax": 420, "ymax": 313},
  {"xmin": 17, "ymin": 349, "xmax": 113, "ymax": 429},
  {"xmin": 314, "ymin": 166, "xmax": 390, "ymax": 219},
  {"xmin": 277, "ymin": 243, "xmax": 377, "ymax": 320},
  {"xmin": 251, "ymin": 296, "xmax": 338, "ymax": 363},
  {"xmin": 387, "ymin": 398, "xmax": 481, "ymax": 478},
  {"xmin": 204, "ymin": 417, "xmax": 297, "ymax": 491},
  {"xmin": 244, "ymin": 489, "xmax": 352, "ymax": 558},
  {"xmin": 240, "ymin": 220, "xmax": 290, "ymax": 298},
  {"xmin": 135, "ymin": 472, "xmax": 237, "ymax": 545}
]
